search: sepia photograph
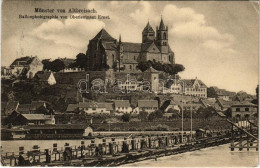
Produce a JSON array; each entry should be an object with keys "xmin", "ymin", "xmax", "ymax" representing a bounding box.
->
[{"xmin": 1, "ymin": 0, "xmax": 259, "ymax": 167}]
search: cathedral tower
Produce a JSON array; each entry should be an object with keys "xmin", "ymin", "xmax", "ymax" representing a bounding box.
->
[
  {"xmin": 156, "ymin": 18, "xmax": 168, "ymax": 53},
  {"xmin": 142, "ymin": 21, "xmax": 155, "ymax": 43}
]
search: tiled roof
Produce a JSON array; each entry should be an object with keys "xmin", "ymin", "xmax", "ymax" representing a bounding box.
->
[
  {"xmin": 216, "ymin": 112, "xmax": 226, "ymax": 117},
  {"xmin": 231, "ymin": 101, "xmax": 257, "ymax": 107},
  {"xmin": 17, "ymin": 104, "xmax": 32, "ymax": 112},
  {"xmin": 24, "ymin": 124, "xmax": 91, "ymax": 130},
  {"xmin": 31, "ymin": 101, "xmax": 46, "ymax": 111},
  {"xmin": 138, "ymin": 100, "xmax": 158, "ymax": 108},
  {"xmin": 217, "ymin": 98, "xmax": 238, "ymax": 108},
  {"xmin": 179, "ymin": 79, "xmax": 207, "ymax": 88},
  {"xmin": 98, "ymin": 102, "xmax": 114, "ymax": 111},
  {"xmin": 91, "ymin": 29, "xmax": 116, "ymax": 41},
  {"xmin": 21, "ymin": 114, "xmax": 50, "ymax": 120},
  {"xmin": 58, "ymin": 58, "xmax": 75, "ymax": 68},
  {"xmin": 114, "ymin": 100, "xmax": 130, "ymax": 107},
  {"xmin": 122, "ymin": 42, "xmax": 142, "ymax": 52},
  {"xmin": 35, "ymin": 71, "xmax": 52, "ymax": 81},
  {"xmin": 10, "ymin": 56, "xmax": 36, "ymax": 66},
  {"xmin": 66, "ymin": 104, "xmax": 79, "ymax": 112}
]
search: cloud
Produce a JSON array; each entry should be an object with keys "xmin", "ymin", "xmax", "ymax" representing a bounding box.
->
[{"xmin": 31, "ymin": 19, "xmax": 105, "ymax": 48}]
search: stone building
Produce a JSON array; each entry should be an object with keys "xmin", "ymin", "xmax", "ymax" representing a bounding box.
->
[
  {"xmin": 10, "ymin": 56, "xmax": 43, "ymax": 79},
  {"xmin": 86, "ymin": 18, "xmax": 175, "ymax": 72}
]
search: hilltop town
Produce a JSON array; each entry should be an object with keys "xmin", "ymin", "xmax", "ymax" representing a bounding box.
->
[{"xmin": 1, "ymin": 18, "xmax": 258, "ymax": 136}]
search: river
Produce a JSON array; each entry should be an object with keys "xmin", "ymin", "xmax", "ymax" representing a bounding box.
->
[
  {"xmin": 1, "ymin": 140, "xmax": 258, "ymax": 167},
  {"xmin": 122, "ymin": 144, "xmax": 258, "ymax": 167}
]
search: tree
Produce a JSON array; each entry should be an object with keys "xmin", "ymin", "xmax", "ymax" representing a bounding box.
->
[
  {"xmin": 138, "ymin": 111, "xmax": 148, "ymax": 121},
  {"xmin": 136, "ymin": 61, "xmax": 152, "ymax": 72},
  {"xmin": 148, "ymin": 109, "xmax": 164, "ymax": 121},
  {"xmin": 207, "ymin": 87, "xmax": 218, "ymax": 98},
  {"xmin": 42, "ymin": 59, "xmax": 66, "ymax": 72},
  {"xmin": 121, "ymin": 113, "xmax": 130, "ymax": 122},
  {"xmin": 74, "ymin": 53, "xmax": 87, "ymax": 69}
]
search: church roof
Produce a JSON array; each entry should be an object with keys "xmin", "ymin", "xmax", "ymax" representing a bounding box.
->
[
  {"xmin": 159, "ymin": 18, "xmax": 166, "ymax": 30},
  {"xmin": 143, "ymin": 22, "xmax": 155, "ymax": 33},
  {"xmin": 122, "ymin": 42, "xmax": 142, "ymax": 52},
  {"xmin": 91, "ymin": 28, "xmax": 116, "ymax": 41},
  {"xmin": 102, "ymin": 42, "xmax": 117, "ymax": 50}
]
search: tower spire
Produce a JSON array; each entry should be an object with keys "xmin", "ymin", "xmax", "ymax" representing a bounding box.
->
[
  {"xmin": 159, "ymin": 16, "xmax": 165, "ymax": 30},
  {"xmin": 119, "ymin": 34, "xmax": 121, "ymax": 43}
]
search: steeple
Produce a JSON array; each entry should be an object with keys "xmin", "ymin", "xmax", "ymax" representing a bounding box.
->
[
  {"xmin": 159, "ymin": 17, "xmax": 166, "ymax": 30},
  {"xmin": 119, "ymin": 34, "xmax": 122, "ymax": 44},
  {"xmin": 142, "ymin": 21, "xmax": 155, "ymax": 43}
]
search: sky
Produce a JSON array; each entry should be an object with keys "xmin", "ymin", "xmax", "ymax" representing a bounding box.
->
[{"xmin": 1, "ymin": 1, "xmax": 259, "ymax": 94}]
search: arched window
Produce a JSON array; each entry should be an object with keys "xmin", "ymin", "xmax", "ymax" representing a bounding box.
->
[
  {"xmin": 130, "ymin": 65, "xmax": 132, "ymax": 70},
  {"xmin": 245, "ymin": 107, "xmax": 249, "ymax": 111},
  {"xmin": 163, "ymin": 32, "xmax": 167, "ymax": 39},
  {"xmin": 245, "ymin": 114, "xmax": 249, "ymax": 119},
  {"xmin": 236, "ymin": 114, "xmax": 241, "ymax": 119},
  {"xmin": 112, "ymin": 54, "xmax": 115, "ymax": 61}
]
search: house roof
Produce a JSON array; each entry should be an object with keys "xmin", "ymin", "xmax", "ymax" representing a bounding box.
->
[
  {"xmin": 231, "ymin": 101, "xmax": 257, "ymax": 107},
  {"xmin": 98, "ymin": 102, "xmax": 114, "ymax": 111},
  {"xmin": 200, "ymin": 99, "xmax": 221, "ymax": 110},
  {"xmin": 10, "ymin": 56, "xmax": 37, "ymax": 66},
  {"xmin": 66, "ymin": 104, "xmax": 79, "ymax": 112},
  {"xmin": 217, "ymin": 98, "xmax": 238, "ymax": 108},
  {"xmin": 138, "ymin": 100, "xmax": 158, "ymax": 108},
  {"xmin": 24, "ymin": 124, "xmax": 92, "ymax": 130},
  {"xmin": 91, "ymin": 29, "xmax": 116, "ymax": 41},
  {"xmin": 180, "ymin": 79, "xmax": 207, "ymax": 88},
  {"xmin": 35, "ymin": 71, "xmax": 53, "ymax": 81},
  {"xmin": 58, "ymin": 58, "xmax": 75, "ymax": 68},
  {"xmin": 2, "ymin": 101, "xmax": 19, "ymax": 115},
  {"xmin": 216, "ymin": 112, "xmax": 226, "ymax": 117},
  {"xmin": 21, "ymin": 114, "xmax": 51, "ymax": 121},
  {"xmin": 102, "ymin": 42, "xmax": 117, "ymax": 50},
  {"xmin": 17, "ymin": 104, "xmax": 32, "ymax": 112},
  {"xmin": 114, "ymin": 100, "xmax": 130, "ymax": 107},
  {"xmin": 31, "ymin": 101, "xmax": 46, "ymax": 111}
]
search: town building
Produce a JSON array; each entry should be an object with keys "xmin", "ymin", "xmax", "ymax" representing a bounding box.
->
[
  {"xmin": 13, "ymin": 114, "xmax": 55, "ymax": 125},
  {"xmin": 1, "ymin": 66, "xmax": 13, "ymax": 79},
  {"xmin": 78, "ymin": 102, "xmax": 113, "ymax": 115},
  {"xmin": 216, "ymin": 98, "xmax": 238, "ymax": 111},
  {"xmin": 10, "ymin": 56, "xmax": 43, "ymax": 79},
  {"xmin": 231, "ymin": 102, "xmax": 258, "ymax": 119},
  {"xmin": 1, "ymin": 101, "xmax": 19, "ymax": 116},
  {"xmin": 16, "ymin": 101, "xmax": 47, "ymax": 114},
  {"xmin": 165, "ymin": 77, "xmax": 207, "ymax": 98},
  {"xmin": 86, "ymin": 18, "xmax": 175, "ymax": 72},
  {"xmin": 34, "ymin": 71, "xmax": 56, "ymax": 85},
  {"xmin": 114, "ymin": 100, "xmax": 132, "ymax": 114},
  {"xmin": 24, "ymin": 125, "xmax": 93, "ymax": 139},
  {"xmin": 137, "ymin": 100, "xmax": 159, "ymax": 113}
]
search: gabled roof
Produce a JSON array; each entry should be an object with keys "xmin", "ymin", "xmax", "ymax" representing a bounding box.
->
[
  {"xmin": 66, "ymin": 104, "xmax": 79, "ymax": 112},
  {"xmin": 10, "ymin": 56, "xmax": 37, "ymax": 66},
  {"xmin": 35, "ymin": 71, "xmax": 53, "ymax": 81},
  {"xmin": 138, "ymin": 100, "xmax": 158, "ymax": 108},
  {"xmin": 231, "ymin": 101, "xmax": 257, "ymax": 107},
  {"xmin": 31, "ymin": 101, "xmax": 46, "ymax": 110},
  {"xmin": 21, "ymin": 114, "xmax": 50, "ymax": 120},
  {"xmin": 98, "ymin": 102, "xmax": 113, "ymax": 111},
  {"xmin": 17, "ymin": 104, "xmax": 32, "ymax": 112},
  {"xmin": 25, "ymin": 124, "xmax": 91, "ymax": 130},
  {"xmin": 114, "ymin": 100, "xmax": 130, "ymax": 107},
  {"xmin": 91, "ymin": 29, "xmax": 116, "ymax": 41},
  {"xmin": 58, "ymin": 58, "xmax": 75, "ymax": 68},
  {"xmin": 217, "ymin": 98, "xmax": 238, "ymax": 108},
  {"xmin": 142, "ymin": 42, "xmax": 160, "ymax": 53},
  {"xmin": 179, "ymin": 79, "xmax": 207, "ymax": 88},
  {"xmin": 143, "ymin": 22, "xmax": 155, "ymax": 33}
]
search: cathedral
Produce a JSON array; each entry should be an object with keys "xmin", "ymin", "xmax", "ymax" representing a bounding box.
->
[{"xmin": 86, "ymin": 18, "xmax": 175, "ymax": 72}]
